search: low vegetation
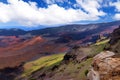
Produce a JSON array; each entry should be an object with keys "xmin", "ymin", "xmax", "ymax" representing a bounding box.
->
[
  {"xmin": 22, "ymin": 53, "xmax": 65, "ymax": 77},
  {"xmin": 88, "ymin": 39, "xmax": 109, "ymax": 58},
  {"xmin": 95, "ymin": 39, "xmax": 109, "ymax": 45}
]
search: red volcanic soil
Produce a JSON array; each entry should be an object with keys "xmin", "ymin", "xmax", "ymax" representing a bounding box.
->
[
  {"xmin": 0, "ymin": 36, "xmax": 68, "ymax": 69},
  {"xmin": 0, "ymin": 36, "xmax": 44, "ymax": 69},
  {"xmin": 0, "ymin": 36, "xmax": 21, "ymax": 47}
]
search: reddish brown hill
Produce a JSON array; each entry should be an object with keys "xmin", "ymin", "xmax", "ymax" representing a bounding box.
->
[
  {"xmin": 0, "ymin": 36, "xmax": 45, "ymax": 69},
  {"xmin": 0, "ymin": 36, "xmax": 21, "ymax": 47},
  {"xmin": 0, "ymin": 36, "xmax": 68, "ymax": 69}
]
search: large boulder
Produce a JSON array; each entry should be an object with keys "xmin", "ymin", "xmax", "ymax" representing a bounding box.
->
[{"xmin": 87, "ymin": 51, "xmax": 120, "ymax": 80}]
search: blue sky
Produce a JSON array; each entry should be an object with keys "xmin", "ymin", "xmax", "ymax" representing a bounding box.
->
[{"xmin": 0, "ymin": 0, "xmax": 120, "ymax": 29}]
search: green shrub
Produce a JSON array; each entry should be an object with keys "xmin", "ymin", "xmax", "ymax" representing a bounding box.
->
[{"xmin": 85, "ymin": 70, "xmax": 89, "ymax": 76}]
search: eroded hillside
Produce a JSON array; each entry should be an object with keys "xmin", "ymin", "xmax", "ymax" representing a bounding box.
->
[
  {"xmin": 16, "ymin": 39, "xmax": 107, "ymax": 80},
  {"xmin": 87, "ymin": 26, "xmax": 120, "ymax": 80}
]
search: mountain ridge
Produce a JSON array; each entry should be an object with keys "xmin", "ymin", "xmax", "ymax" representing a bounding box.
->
[{"xmin": 0, "ymin": 20, "xmax": 120, "ymax": 36}]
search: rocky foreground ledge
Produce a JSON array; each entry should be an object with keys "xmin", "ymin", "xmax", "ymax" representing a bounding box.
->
[{"xmin": 87, "ymin": 51, "xmax": 120, "ymax": 80}]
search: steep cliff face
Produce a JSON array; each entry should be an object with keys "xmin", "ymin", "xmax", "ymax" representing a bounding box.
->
[
  {"xmin": 105, "ymin": 26, "xmax": 120, "ymax": 54},
  {"xmin": 88, "ymin": 27, "xmax": 120, "ymax": 80}
]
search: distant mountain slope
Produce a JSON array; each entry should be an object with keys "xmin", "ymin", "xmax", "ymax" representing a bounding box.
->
[
  {"xmin": 0, "ymin": 20, "xmax": 120, "ymax": 37},
  {"xmin": 0, "ymin": 21, "xmax": 119, "ymax": 46},
  {"xmin": 32, "ymin": 21, "xmax": 119, "ymax": 33},
  {"xmin": 0, "ymin": 28, "xmax": 26, "ymax": 36}
]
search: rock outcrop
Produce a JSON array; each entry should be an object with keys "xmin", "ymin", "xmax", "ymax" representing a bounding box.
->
[
  {"xmin": 63, "ymin": 45, "xmax": 87, "ymax": 63},
  {"xmin": 87, "ymin": 51, "xmax": 120, "ymax": 80}
]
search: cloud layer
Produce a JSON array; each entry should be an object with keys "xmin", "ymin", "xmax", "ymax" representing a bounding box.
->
[
  {"xmin": 110, "ymin": 0, "xmax": 120, "ymax": 20},
  {"xmin": 0, "ymin": 0, "xmax": 119, "ymax": 26}
]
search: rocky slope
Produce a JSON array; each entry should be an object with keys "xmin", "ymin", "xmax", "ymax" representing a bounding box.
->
[
  {"xmin": 63, "ymin": 45, "xmax": 88, "ymax": 63},
  {"xmin": 87, "ymin": 26, "xmax": 120, "ymax": 80},
  {"xmin": 17, "ymin": 40, "xmax": 106, "ymax": 80},
  {"xmin": 105, "ymin": 26, "xmax": 120, "ymax": 54}
]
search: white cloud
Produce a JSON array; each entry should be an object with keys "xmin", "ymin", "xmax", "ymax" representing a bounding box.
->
[
  {"xmin": 114, "ymin": 14, "xmax": 120, "ymax": 20},
  {"xmin": 0, "ymin": 0, "xmax": 106, "ymax": 26},
  {"xmin": 110, "ymin": 1, "xmax": 120, "ymax": 12},
  {"xmin": 110, "ymin": 0, "xmax": 120, "ymax": 20},
  {"xmin": 76, "ymin": 0, "xmax": 106, "ymax": 16},
  {"xmin": 44, "ymin": 0, "xmax": 68, "ymax": 4}
]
